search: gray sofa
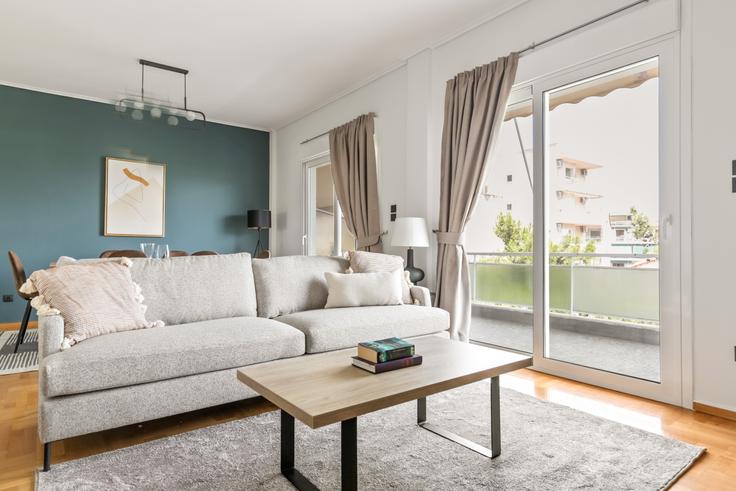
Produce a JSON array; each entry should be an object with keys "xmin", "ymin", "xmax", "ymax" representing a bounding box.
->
[{"xmin": 36, "ymin": 253, "xmax": 449, "ymax": 469}]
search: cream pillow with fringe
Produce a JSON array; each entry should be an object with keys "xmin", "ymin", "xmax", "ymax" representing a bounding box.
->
[{"xmin": 21, "ymin": 258, "xmax": 163, "ymax": 349}]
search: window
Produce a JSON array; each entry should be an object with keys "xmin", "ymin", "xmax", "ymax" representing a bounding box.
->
[
  {"xmin": 304, "ymin": 156, "xmax": 355, "ymax": 256},
  {"xmin": 565, "ymin": 167, "xmax": 574, "ymax": 178},
  {"xmin": 464, "ymin": 88, "xmax": 533, "ymax": 354}
]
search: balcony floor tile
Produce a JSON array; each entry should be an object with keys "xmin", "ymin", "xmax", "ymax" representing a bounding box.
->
[{"xmin": 470, "ymin": 316, "xmax": 660, "ymax": 382}]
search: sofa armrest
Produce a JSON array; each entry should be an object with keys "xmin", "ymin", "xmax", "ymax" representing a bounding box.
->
[
  {"xmin": 38, "ymin": 314, "xmax": 64, "ymax": 359},
  {"xmin": 410, "ymin": 286, "xmax": 432, "ymax": 307}
]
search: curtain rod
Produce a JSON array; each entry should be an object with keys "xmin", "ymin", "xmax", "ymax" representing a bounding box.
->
[
  {"xmin": 518, "ymin": 0, "xmax": 650, "ymax": 56},
  {"xmin": 299, "ymin": 112, "xmax": 377, "ymax": 145}
]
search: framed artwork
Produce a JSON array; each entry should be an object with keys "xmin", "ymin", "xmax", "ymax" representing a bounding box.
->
[{"xmin": 104, "ymin": 157, "xmax": 166, "ymax": 237}]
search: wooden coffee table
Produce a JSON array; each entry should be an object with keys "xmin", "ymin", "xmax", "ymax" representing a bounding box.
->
[{"xmin": 237, "ymin": 336, "xmax": 532, "ymax": 490}]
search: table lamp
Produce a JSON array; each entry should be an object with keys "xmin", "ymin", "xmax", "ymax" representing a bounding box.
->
[{"xmin": 391, "ymin": 217, "xmax": 429, "ymax": 284}]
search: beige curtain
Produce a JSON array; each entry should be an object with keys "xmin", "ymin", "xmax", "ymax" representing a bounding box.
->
[
  {"xmin": 435, "ymin": 53, "xmax": 519, "ymax": 341},
  {"xmin": 329, "ymin": 114, "xmax": 383, "ymax": 252}
]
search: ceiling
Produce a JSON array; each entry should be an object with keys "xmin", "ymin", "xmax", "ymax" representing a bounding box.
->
[{"xmin": 0, "ymin": 0, "xmax": 517, "ymax": 129}]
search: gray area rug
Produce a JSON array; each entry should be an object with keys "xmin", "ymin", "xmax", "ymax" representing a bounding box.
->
[
  {"xmin": 0, "ymin": 329, "xmax": 38, "ymax": 375},
  {"xmin": 37, "ymin": 381, "xmax": 703, "ymax": 490}
]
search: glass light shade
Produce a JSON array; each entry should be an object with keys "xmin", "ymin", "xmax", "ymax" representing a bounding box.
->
[
  {"xmin": 185, "ymin": 111, "xmax": 196, "ymax": 121},
  {"xmin": 133, "ymin": 100, "xmax": 145, "ymax": 109},
  {"xmin": 115, "ymin": 102, "xmax": 127, "ymax": 112},
  {"xmin": 167, "ymin": 115, "xmax": 179, "ymax": 126},
  {"xmin": 131, "ymin": 109, "xmax": 144, "ymax": 120},
  {"xmin": 150, "ymin": 107, "xmax": 162, "ymax": 119},
  {"xmin": 391, "ymin": 217, "xmax": 429, "ymax": 248}
]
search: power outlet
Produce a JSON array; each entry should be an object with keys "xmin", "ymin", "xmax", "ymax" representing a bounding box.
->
[{"xmin": 2, "ymin": 295, "xmax": 13, "ymax": 303}]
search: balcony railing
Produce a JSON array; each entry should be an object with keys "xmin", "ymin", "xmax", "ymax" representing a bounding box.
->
[{"xmin": 468, "ymin": 252, "xmax": 659, "ymax": 325}]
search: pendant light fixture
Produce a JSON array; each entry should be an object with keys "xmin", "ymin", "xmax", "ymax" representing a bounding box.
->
[{"xmin": 115, "ymin": 59, "xmax": 206, "ymax": 128}]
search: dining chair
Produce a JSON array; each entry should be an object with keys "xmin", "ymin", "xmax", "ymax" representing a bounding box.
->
[
  {"xmin": 192, "ymin": 250, "xmax": 218, "ymax": 256},
  {"xmin": 99, "ymin": 250, "xmax": 146, "ymax": 258},
  {"xmin": 7, "ymin": 251, "xmax": 37, "ymax": 353},
  {"xmin": 169, "ymin": 250, "xmax": 188, "ymax": 257}
]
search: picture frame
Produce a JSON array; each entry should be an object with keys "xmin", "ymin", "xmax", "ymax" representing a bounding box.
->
[{"xmin": 104, "ymin": 157, "xmax": 166, "ymax": 237}]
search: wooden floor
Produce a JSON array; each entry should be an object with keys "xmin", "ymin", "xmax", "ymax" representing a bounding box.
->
[{"xmin": 1, "ymin": 368, "xmax": 734, "ymax": 490}]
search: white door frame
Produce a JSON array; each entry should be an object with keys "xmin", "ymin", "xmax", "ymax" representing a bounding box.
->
[
  {"xmin": 530, "ymin": 36, "xmax": 683, "ymax": 405},
  {"xmin": 302, "ymin": 151, "xmax": 346, "ymax": 257}
]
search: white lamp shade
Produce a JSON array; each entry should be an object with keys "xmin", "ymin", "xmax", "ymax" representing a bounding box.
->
[{"xmin": 391, "ymin": 217, "xmax": 429, "ymax": 248}]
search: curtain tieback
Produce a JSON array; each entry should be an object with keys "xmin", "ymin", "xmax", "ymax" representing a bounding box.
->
[
  {"xmin": 436, "ymin": 231, "xmax": 465, "ymax": 246},
  {"xmin": 356, "ymin": 233, "xmax": 382, "ymax": 249}
]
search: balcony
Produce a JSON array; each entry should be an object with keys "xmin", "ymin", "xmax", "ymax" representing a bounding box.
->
[{"xmin": 468, "ymin": 252, "xmax": 660, "ymax": 382}]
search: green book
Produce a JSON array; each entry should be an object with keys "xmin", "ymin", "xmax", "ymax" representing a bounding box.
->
[{"xmin": 357, "ymin": 337, "xmax": 415, "ymax": 363}]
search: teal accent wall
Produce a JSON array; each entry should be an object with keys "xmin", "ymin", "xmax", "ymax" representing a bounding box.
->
[{"xmin": 0, "ymin": 84, "xmax": 270, "ymax": 323}]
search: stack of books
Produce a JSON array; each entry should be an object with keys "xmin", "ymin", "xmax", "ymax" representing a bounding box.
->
[{"xmin": 351, "ymin": 337, "xmax": 423, "ymax": 374}]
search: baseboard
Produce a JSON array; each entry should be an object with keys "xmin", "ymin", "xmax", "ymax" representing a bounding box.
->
[
  {"xmin": 0, "ymin": 321, "xmax": 37, "ymax": 331},
  {"xmin": 693, "ymin": 402, "xmax": 736, "ymax": 422}
]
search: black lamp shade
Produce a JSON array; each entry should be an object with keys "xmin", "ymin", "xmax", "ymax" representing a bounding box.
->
[{"xmin": 247, "ymin": 209, "xmax": 271, "ymax": 229}]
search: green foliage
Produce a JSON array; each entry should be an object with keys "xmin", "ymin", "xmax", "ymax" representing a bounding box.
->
[
  {"xmin": 493, "ymin": 212, "xmax": 532, "ymax": 264},
  {"xmin": 548, "ymin": 234, "xmax": 597, "ymax": 265},
  {"xmin": 492, "ymin": 212, "xmax": 596, "ymax": 265},
  {"xmin": 629, "ymin": 206, "xmax": 658, "ymax": 244}
]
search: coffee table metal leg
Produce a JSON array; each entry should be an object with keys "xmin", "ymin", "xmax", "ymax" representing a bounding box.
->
[
  {"xmin": 417, "ymin": 376, "xmax": 501, "ymax": 458},
  {"xmin": 341, "ymin": 418, "xmax": 358, "ymax": 491},
  {"xmin": 280, "ymin": 410, "xmax": 319, "ymax": 491},
  {"xmin": 490, "ymin": 375, "xmax": 501, "ymax": 457}
]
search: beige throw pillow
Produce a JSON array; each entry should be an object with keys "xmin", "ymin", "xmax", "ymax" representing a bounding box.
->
[
  {"xmin": 23, "ymin": 259, "xmax": 163, "ymax": 348},
  {"xmin": 347, "ymin": 250, "xmax": 413, "ymax": 304},
  {"xmin": 324, "ymin": 271, "xmax": 403, "ymax": 309}
]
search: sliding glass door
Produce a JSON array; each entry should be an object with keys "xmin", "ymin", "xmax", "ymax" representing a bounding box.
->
[
  {"xmin": 532, "ymin": 39, "xmax": 681, "ymax": 404},
  {"xmin": 469, "ymin": 38, "xmax": 682, "ymax": 405}
]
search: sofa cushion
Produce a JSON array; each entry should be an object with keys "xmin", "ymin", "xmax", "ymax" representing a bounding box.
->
[
  {"xmin": 41, "ymin": 317, "xmax": 305, "ymax": 397},
  {"xmin": 252, "ymin": 255, "xmax": 349, "ymax": 318},
  {"xmin": 276, "ymin": 305, "xmax": 449, "ymax": 353},
  {"xmin": 130, "ymin": 253, "xmax": 257, "ymax": 325}
]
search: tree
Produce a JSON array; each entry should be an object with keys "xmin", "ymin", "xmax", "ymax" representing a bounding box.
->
[
  {"xmin": 630, "ymin": 206, "xmax": 658, "ymax": 244},
  {"xmin": 494, "ymin": 212, "xmax": 532, "ymax": 264},
  {"xmin": 548, "ymin": 234, "xmax": 597, "ymax": 265},
  {"xmin": 493, "ymin": 212, "xmax": 596, "ymax": 265}
]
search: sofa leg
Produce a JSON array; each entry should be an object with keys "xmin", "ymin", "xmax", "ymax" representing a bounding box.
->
[{"xmin": 43, "ymin": 442, "xmax": 51, "ymax": 472}]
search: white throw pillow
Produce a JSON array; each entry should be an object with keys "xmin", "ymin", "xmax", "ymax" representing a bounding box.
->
[
  {"xmin": 347, "ymin": 250, "xmax": 413, "ymax": 304},
  {"xmin": 324, "ymin": 271, "xmax": 404, "ymax": 309}
]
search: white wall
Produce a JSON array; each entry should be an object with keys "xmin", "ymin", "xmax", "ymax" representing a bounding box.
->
[
  {"xmin": 274, "ymin": 0, "xmax": 736, "ymax": 412},
  {"xmin": 690, "ymin": 0, "xmax": 736, "ymax": 412}
]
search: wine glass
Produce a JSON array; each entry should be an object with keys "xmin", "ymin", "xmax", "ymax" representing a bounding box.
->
[
  {"xmin": 155, "ymin": 244, "xmax": 170, "ymax": 259},
  {"xmin": 140, "ymin": 243, "xmax": 156, "ymax": 258}
]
